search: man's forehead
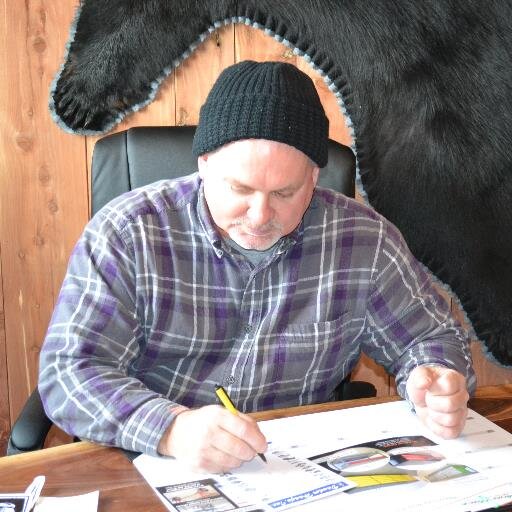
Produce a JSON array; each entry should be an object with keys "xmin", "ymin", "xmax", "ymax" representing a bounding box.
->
[
  {"xmin": 224, "ymin": 175, "xmax": 298, "ymax": 192},
  {"xmin": 200, "ymin": 138, "xmax": 317, "ymax": 190}
]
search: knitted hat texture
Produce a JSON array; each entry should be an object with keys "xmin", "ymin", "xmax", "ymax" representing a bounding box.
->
[{"xmin": 192, "ymin": 60, "xmax": 329, "ymax": 167}]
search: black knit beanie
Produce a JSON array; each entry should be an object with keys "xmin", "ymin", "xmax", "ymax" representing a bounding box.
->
[{"xmin": 192, "ymin": 60, "xmax": 329, "ymax": 167}]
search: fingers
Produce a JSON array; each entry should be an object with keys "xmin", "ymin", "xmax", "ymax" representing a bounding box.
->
[
  {"xmin": 229, "ymin": 411, "xmax": 268, "ymax": 455},
  {"xmin": 407, "ymin": 366, "xmax": 469, "ymax": 439},
  {"xmin": 427, "ymin": 404, "xmax": 468, "ymax": 429},
  {"xmin": 418, "ymin": 406, "xmax": 468, "ymax": 439},
  {"xmin": 407, "ymin": 366, "xmax": 465, "ymax": 402},
  {"xmin": 208, "ymin": 411, "xmax": 266, "ymax": 460},
  {"xmin": 426, "ymin": 368, "xmax": 466, "ymax": 396},
  {"xmin": 158, "ymin": 405, "xmax": 267, "ymax": 473},
  {"xmin": 410, "ymin": 366, "xmax": 435, "ymax": 390},
  {"xmin": 190, "ymin": 444, "xmax": 250, "ymax": 474},
  {"xmin": 424, "ymin": 385, "xmax": 469, "ymax": 412},
  {"xmin": 422, "ymin": 385, "xmax": 469, "ymax": 439},
  {"xmin": 406, "ymin": 366, "xmax": 435, "ymax": 407}
]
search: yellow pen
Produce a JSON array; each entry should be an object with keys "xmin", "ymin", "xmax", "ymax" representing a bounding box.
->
[{"xmin": 215, "ymin": 384, "xmax": 267, "ymax": 463}]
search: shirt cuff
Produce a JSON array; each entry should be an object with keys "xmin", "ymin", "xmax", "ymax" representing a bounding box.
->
[{"xmin": 119, "ymin": 398, "xmax": 188, "ymax": 456}]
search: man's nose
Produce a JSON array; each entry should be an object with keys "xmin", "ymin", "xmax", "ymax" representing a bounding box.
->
[{"xmin": 247, "ymin": 194, "xmax": 273, "ymax": 225}]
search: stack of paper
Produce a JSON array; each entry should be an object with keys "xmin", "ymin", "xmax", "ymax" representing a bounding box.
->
[{"xmin": 134, "ymin": 401, "xmax": 512, "ymax": 511}]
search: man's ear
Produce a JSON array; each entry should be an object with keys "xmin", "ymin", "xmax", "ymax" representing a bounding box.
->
[
  {"xmin": 312, "ymin": 166, "xmax": 320, "ymax": 186},
  {"xmin": 197, "ymin": 154, "xmax": 208, "ymax": 178}
]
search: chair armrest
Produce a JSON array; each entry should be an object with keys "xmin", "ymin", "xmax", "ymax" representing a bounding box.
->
[{"xmin": 7, "ymin": 388, "xmax": 53, "ymax": 455}]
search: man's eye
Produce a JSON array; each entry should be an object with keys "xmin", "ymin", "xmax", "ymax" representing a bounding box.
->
[
  {"xmin": 274, "ymin": 191, "xmax": 293, "ymax": 198},
  {"xmin": 231, "ymin": 186, "xmax": 249, "ymax": 194}
]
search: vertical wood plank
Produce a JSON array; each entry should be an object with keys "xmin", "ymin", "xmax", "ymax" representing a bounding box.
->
[
  {"xmin": 470, "ymin": 342, "xmax": 512, "ymax": 386},
  {"xmin": 0, "ymin": 244, "xmax": 9, "ymax": 455},
  {"xmin": 350, "ymin": 355, "xmax": 394, "ymax": 397},
  {"xmin": 0, "ymin": 1, "xmax": 89, "ymax": 425},
  {"xmin": 235, "ymin": 24, "xmax": 295, "ymax": 65},
  {"xmin": 294, "ymin": 61, "xmax": 353, "ymax": 147},
  {"xmin": 175, "ymin": 26, "xmax": 236, "ymax": 126}
]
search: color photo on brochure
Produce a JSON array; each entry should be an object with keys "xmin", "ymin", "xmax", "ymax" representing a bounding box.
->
[
  {"xmin": 156, "ymin": 478, "xmax": 265, "ymax": 512},
  {"xmin": 308, "ymin": 435, "xmax": 478, "ymax": 493}
]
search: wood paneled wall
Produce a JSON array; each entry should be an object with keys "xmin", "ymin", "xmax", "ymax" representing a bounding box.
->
[
  {"xmin": 1, "ymin": 1, "xmax": 511, "ymax": 456},
  {"xmin": 0, "ymin": 248, "xmax": 9, "ymax": 454}
]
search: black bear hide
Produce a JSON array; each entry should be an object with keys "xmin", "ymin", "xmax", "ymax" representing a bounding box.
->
[{"xmin": 50, "ymin": 0, "xmax": 512, "ymax": 366}]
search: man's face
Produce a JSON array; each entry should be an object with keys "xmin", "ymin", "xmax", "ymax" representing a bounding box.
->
[{"xmin": 198, "ymin": 139, "xmax": 319, "ymax": 251}]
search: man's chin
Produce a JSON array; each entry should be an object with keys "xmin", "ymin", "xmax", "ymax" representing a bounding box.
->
[{"xmin": 231, "ymin": 232, "xmax": 280, "ymax": 251}]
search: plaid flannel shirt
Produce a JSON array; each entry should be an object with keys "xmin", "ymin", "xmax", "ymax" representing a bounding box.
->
[{"xmin": 39, "ymin": 173, "xmax": 475, "ymax": 455}]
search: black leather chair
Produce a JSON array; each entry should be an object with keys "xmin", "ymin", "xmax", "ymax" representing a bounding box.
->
[{"xmin": 6, "ymin": 126, "xmax": 375, "ymax": 455}]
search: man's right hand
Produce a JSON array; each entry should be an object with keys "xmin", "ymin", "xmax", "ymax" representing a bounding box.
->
[{"xmin": 157, "ymin": 405, "xmax": 268, "ymax": 473}]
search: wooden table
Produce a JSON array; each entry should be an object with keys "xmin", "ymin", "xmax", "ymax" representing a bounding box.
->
[{"xmin": 1, "ymin": 385, "xmax": 511, "ymax": 511}]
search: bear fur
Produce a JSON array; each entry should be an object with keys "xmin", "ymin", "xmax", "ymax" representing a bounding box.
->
[{"xmin": 51, "ymin": 0, "xmax": 512, "ymax": 365}]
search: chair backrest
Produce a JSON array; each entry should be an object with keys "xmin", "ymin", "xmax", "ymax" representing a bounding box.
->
[{"xmin": 91, "ymin": 126, "xmax": 355, "ymax": 216}]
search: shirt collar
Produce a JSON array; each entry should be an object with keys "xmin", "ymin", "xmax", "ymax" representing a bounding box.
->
[{"xmin": 197, "ymin": 183, "xmax": 224, "ymax": 257}]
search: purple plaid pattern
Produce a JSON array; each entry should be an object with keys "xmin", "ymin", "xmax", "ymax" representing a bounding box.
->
[{"xmin": 39, "ymin": 173, "xmax": 475, "ymax": 455}]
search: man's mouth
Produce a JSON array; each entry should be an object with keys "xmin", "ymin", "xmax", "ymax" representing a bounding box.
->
[{"xmin": 244, "ymin": 229, "xmax": 273, "ymax": 237}]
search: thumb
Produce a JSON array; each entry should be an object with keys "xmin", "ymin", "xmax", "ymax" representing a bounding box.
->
[{"xmin": 407, "ymin": 366, "xmax": 438, "ymax": 408}]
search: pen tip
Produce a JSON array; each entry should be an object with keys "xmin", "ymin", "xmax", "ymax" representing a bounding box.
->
[{"xmin": 259, "ymin": 453, "xmax": 267, "ymax": 463}]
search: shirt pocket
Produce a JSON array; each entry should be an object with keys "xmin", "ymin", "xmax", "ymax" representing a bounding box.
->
[{"xmin": 258, "ymin": 314, "xmax": 358, "ymax": 394}]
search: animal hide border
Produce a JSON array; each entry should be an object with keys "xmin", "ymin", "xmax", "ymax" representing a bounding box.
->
[{"xmin": 50, "ymin": 0, "xmax": 512, "ymax": 366}]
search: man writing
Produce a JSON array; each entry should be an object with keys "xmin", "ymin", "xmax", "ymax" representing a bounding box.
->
[{"xmin": 39, "ymin": 60, "xmax": 475, "ymax": 473}]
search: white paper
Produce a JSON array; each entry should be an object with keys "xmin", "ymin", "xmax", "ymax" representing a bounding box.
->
[
  {"xmin": 34, "ymin": 491, "xmax": 99, "ymax": 512},
  {"xmin": 441, "ymin": 480, "xmax": 512, "ymax": 511},
  {"xmin": 134, "ymin": 446, "xmax": 353, "ymax": 511},
  {"xmin": 25, "ymin": 475, "xmax": 45, "ymax": 511},
  {"xmin": 134, "ymin": 401, "xmax": 512, "ymax": 511},
  {"xmin": 257, "ymin": 401, "xmax": 512, "ymax": 511}
]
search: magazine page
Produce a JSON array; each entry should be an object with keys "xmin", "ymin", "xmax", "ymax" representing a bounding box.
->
[
  {"xmin": 134, "ymin": 401, "xmax": 512, "ymax": 511},
  {"xmin": 255, "ymin": 400, "xmax": 512, "ymax": 511},
  {"xmin": 134, "ymin": 446, "xmax": 354, "ymax": 511}
]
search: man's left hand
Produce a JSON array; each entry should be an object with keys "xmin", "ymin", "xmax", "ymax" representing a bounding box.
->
[{"xmin": 406, "ymin": 365, "xmax": 469, "ymax": 439}]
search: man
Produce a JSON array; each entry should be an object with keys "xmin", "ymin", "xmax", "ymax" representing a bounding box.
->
[{"xmin": 39, "ymin": 60, "xmax": 475, "ymax": 474}]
